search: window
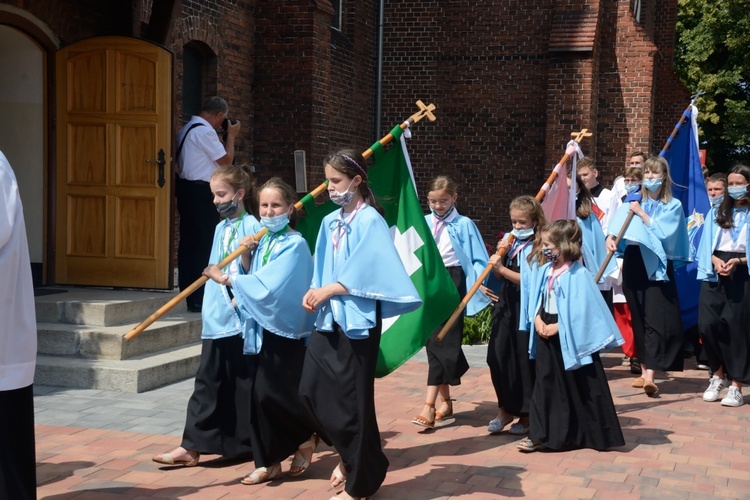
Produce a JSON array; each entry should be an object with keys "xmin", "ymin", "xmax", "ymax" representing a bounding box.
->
[{"xmin": 331, "ymin": 0, "xmax": 342, "ymax": 30}]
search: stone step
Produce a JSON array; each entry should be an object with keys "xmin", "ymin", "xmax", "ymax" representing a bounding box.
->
[
  {"xmin": 37, "ymin": 312, "xmax": 203, "ymax": 360},
  {"xmin": 35, "ymin": 288, "xmax": 189, "ymax": 326},
  {"xmin": 35, "ymin": 343, "xmax": 202, "ymax": 393}
]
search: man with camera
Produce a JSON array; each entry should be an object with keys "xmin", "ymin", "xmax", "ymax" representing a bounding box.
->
[{"xmin": 175, "ymin": 96, "xmax": 240, "ymax": 312}]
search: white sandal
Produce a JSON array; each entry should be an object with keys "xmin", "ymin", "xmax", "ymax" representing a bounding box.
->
[
  {"xmin": 240, "ymin": 463, "xmax": 283, "ymax": 485},
  {"xmin": 289, "ymin": 434, "xmax": 319, "ymax": 476}
]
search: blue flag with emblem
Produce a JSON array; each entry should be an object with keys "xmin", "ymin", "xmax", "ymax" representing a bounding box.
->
[{"xmin": 660, "ymin": 104, "xmax": 709, "ymax": 330}]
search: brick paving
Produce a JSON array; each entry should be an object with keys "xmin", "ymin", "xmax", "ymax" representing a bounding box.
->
[{"xmin": 34, "ymin": 347, "xmax": 750, "ymax": 499}]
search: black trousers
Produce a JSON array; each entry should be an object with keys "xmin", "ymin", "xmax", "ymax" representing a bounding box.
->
[
  {"xmin": 0, "ymin": 385, "xmax": 37, "ymax": 500},
  {"xmin": 176, "ymin": 177, "xmax": 219, "ymax": 310}
]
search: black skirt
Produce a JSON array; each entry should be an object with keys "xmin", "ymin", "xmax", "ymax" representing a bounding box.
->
[
  {"xmin": 487, "ymin": 256, "xmax": 535, "ymax": 416},
  {"xmin": 298, "ymin": 315, "xmax": 388, "ymax": 498},
  {"xmin": 181, "ymin": 335, "xmax": 254, "ymax": 458},
  {"xmin": 698, "ymin": 251, "xmax": 750, "ymax": 384},
  {"xmin": 529, "ymin": 310, "xmax": 625, "ymax": 451},
  {"xmin": 622, "ymin": 245, "xmax": 684, "ymax": 372},
  {"xmin": 425, "ymin": 266, "xmax": 469, "ymax": 385},
  {"xmin": 0, "ymin": 385, "xmax": 36, "ymax": 500},
  {"xmin": 250, "ymin": 330, "xmax": 314, "ymax": 467}
]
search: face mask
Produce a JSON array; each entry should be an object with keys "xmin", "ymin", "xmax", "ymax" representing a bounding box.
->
[
  {"xmin": 625, "ymin": 183, "xmax": 640, "ymax": 194},
  {"xmin": 329, "ymin": 179, "xmax": 356, "ymax": 206},
  {"xmin": 728, "ymin": 185, "xmax": 748, "ymax": 200},
  {"xmin": 431, "ymin": 205, "xmax": 455, "ymax": 220},
  {"xmin": 511, "ymin": 227, "xmax": 534, "ymax": 240},
  {"xmin": 541, "ymin": 248, "xmax": 559, "ymax": 263},
  {"xmin": 643, "ymin": 178, "xmax": 663, "ymax": 192},
  {"xmin": 261, "ymin": 213, "xmax": 289, "ymax": 233},
  {"xmin": 216, "ymin": 193, "xmax": 239, "ymax": 218},
  {"xmin": 709, "ymin": 194, "xmax": 724, "ymax": 207}
]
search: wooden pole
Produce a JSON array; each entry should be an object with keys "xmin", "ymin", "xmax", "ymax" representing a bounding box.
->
[
  {"xmin": 125, "ymin": 101, "xmax": 438, "ymax": 341},
  {"xmin": 436, "ymin": 129, "xmax": 593, "ymax": 341}
]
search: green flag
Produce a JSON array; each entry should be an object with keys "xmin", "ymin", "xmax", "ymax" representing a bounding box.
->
[{"xmin": 297, "ymin": 126, "xmax": 460, "ymax": 377}]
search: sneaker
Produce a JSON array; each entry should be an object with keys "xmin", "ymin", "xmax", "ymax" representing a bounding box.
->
[
  {"xmin": 488, "ymin": 415, "xmax": 514, "ymax": 433},
  {"xmin": 622, "ymin": 356, "xmax": 630, "ymax": 366},
  {"xmin": 703, "ymin": 375, "xmax": 728, "ymax": 402},
  {"xmin": 721, "ymin": 386, "xmax": 745, "ymax": 407}
]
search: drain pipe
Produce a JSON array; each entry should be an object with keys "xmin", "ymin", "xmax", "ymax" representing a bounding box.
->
[{"xmin": 374, "ymin": 0, "xmax": 384, "ymax": 141}]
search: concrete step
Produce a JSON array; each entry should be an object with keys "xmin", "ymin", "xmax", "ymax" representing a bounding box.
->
[
  {"xmin": 35, "ymin": 288, "xmax": 188, "ymax": 326},
  {"xmin": 37, "ymin": 312, "xmax": 203, "ymax": 360},
  {"xmin": 35, "ymin": 343, "xmax": 202, "ymax": 393}
]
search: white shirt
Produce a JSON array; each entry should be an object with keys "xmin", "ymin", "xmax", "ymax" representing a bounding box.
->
[
  {"xmin": 433, "ymin": 208, "xmax": 460, "ymax": 267},
  {"xmin": 716, "ymin": 211, "xmax": 748, "ymax": 253},
  {"xmin": 0, "ymin": 150, "xmax": 37, "ymax": 391},
  {"xmin": 176, "ymin": 115, "xmax": 227, "ymax": 182}
]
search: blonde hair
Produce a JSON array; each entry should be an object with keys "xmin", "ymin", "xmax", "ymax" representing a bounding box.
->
[
  {"xmin": 211, "ymin": 164, "xmax": 258, "ymax": 216},
  {"xmin": 642, "ymin": 156, "xmax": 673, "ymax": 202},
  {"xmin": 258, "ymin": 177, "xmax": 299, "ymax": 229},
  {"xmin": 428, "ymin": 175, "xmax": 458, "ymax": 195},
  {"xmin": 507, "ymin": 195, "xmax": 547, "ymax": 264}
]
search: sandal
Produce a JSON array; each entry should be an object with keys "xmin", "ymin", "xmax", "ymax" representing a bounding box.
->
[
  {"xmin": 435, "ymin": 397, "xmax": 455, "ymax": 422},
  {"xmin": 240, "ymin": 463, "xmax": 283, "ymax": 485},
  {"xmin": 152, "ymin": 450, "xmax": 200, "ymax": 467},
  {"xmin": 411, "ymin": 402, "xmax": 436, "ymax": 429},
  {"xmin": 330, "ymin": 461, "xmax": 346, "ymax": 489},
  {"xmin": 289, "ymin": 434, "xmax": 319, "ymax": 476},
  {"xmin": 643, "ymin": 380, "xmax": 658, "ymax": 396},
  {"xmin": 487, "ymin": 415, "xmax": 514, "ymax": 433},
  {"xmin": 516, "ymin": 438, "xmax": 544, "ymax": 452},
  {"xmin": 508, "ymin": 422, "xmax": 529, "ymax": 435},
  {"xmin": 631, "ymin": 377, "xmax": 645, "ymax": 388}
]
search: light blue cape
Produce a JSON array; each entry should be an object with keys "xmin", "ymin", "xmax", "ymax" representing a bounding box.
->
[
  {"xmin": 201, "ymin": 214, "xmax": 261, "ymax": 339},
  {"xmin": 578, "ymin": 215, "xmax": 617, "ymax": 283},
  {"xmin": 312, "ymin": 205, "xmax": 422, "ymax": 339},
  {"xmin": 696, "ymin": 206, "xmax": 750, "ymax": 282},
  {"xmin": 607, "ymin": 197, "xmax": 690, "ymax": 281},
  {"xmin": 425, "ymin": 213, "xmax": 491, "ymax": 316},
  {"xmin": 521, "ymin": 261, "xmax": 624, "ymax": 370},
  {"xmin": 231, "ymin": 230, "xmax": 315, "ymax": 354}
]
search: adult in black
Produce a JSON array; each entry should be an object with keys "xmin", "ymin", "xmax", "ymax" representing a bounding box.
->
[{"xmin": 176, "ymin": 96, "xmax": 241, "ymax": 311}]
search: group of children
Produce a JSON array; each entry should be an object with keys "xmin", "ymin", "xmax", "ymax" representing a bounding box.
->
[{"xmin": 151, "ymin": 148, "xmax": 749, "ymax": 499}]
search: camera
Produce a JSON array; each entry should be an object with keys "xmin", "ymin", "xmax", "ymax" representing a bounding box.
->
[{"xmin": 221, "ymin": 117, "xmax": 237, "ymax": 142}]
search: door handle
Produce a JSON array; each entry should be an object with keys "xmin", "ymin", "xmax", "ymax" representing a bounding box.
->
[{"xmin": 146, "ymin": 149, "xmax": 167, "ymax": 187}]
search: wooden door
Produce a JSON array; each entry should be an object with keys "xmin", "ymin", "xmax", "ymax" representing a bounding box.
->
[{"xmin": 55, "ymin": 37, "xmax": 172, "ymax": 288}]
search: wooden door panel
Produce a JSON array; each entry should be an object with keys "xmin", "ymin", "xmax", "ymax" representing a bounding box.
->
[{"xmin": 56, "ymin": 37, "xmax": 172, "ymax": 288}]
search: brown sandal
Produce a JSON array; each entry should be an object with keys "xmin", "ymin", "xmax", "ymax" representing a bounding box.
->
[
  {"xmin": 411, "ymin": 402, "xmax": 435, "ymax": 429},
  {"xmin": 435, "ymin": 397, "xmax": 455, "ymax": 422}
]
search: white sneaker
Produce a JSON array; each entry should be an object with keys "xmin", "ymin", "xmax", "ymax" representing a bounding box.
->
[
  {"xmin": 703, "ymin": 375, "xmax": 729, "ymax": 402},
  {"xmin": 721, "ymin": 386, "xmax": 745, "ymax": 407}
]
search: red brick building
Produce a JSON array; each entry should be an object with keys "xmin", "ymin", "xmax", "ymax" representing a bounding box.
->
[{"xmin": 0, "ymin": 0, "xmax": 687, "ymax": 288}]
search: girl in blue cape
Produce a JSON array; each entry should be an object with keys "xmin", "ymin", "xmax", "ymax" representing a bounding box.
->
[
  {"xmin": 486, "ymin": 196, "xmax": 546, "ymax": 436},
  {"xmin": 154, "ymin": 164, "xmax": 259, "ymax": 467},
  {"xmin": 204, "ymin": 177, "xmax": 318, "ymax": 484},
  {"xmin": 606, "ymin": 156, "xmax": 690, "ymax": 396},
  {"xmin": 517, "ymin": 220, "xmax": 624, "ymax": 453},
  {"xmin": 299, "ymin": 150, "xmax": 422, "ymax": 500},
  {"xmin": 696, "ymin": 164, "xmax": 750, "ymax": 408},
  {"xmin": 412, "ymin": 175, "xmax": 491, "ymax": 430}
]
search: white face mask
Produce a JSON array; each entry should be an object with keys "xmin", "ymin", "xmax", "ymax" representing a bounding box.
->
[
  {"xmin": 511, "ymin": 227, "xmax": 534, "ymax": 240},
  {"xmin": 709, "ymin": 194, "xmax": 724, "ymax": 207},
  {"xmin": 329, "ymin": 179, "xmax": 356, "ymax": 206}
]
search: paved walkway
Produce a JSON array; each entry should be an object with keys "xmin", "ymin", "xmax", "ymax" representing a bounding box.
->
[{"xmin": 34, "ymin": 346, "xmax": 750, "ymax": 499}]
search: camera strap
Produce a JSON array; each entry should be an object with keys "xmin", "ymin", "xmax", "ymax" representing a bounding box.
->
[{"xmin": 174, "ymin": 122, "xmax": 205, "ymax": 175}]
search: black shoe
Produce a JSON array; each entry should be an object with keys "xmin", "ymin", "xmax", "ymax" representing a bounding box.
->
[{"xmin": 630, "ymin": 358, "xmax": 642, "ymax": 375}]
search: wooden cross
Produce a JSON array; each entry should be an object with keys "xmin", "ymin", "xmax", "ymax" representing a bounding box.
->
[
  {"xmin": 570, "ymin": 128, "xmax": 593, "ymax": 143},
  {"xmin": 407, "ymin": 100, "xmax": 437, "ymax": 125}
]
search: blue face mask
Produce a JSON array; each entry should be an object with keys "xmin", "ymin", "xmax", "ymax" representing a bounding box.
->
[
  {"xmin": 625, "ymin": 183, "xmax": 640, "ymax": 194},
  {"xmin": 643, "ymin": 178, "xmax": 663, "ymax": 192},
  {"xmin": 261, "ymin": 212, "xmax": 289, "ymax": 233},
  {"xmin": 709, "ymin": 194, "xmax": 724, "ymax": 207},
  {"xmin": 511, "ymin": 227, "xmax": 534, "ymax": 240},
  {"xmin": 728, "ymin": 185, "xmax": 748, "ymax": 200}
]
